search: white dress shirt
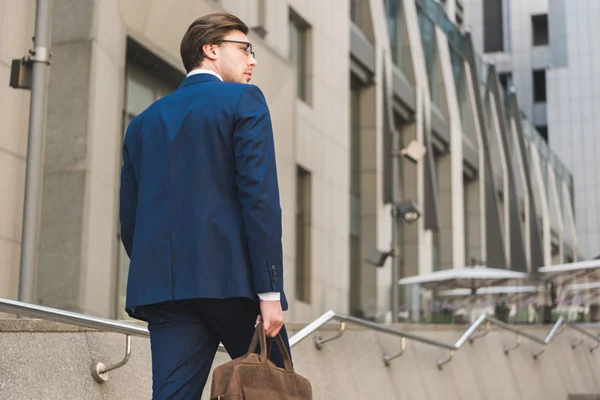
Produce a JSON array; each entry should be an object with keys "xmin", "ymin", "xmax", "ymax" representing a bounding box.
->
[
  {"xmin": 186, "ymin": 68, "xmax": 223, "ymax": 80},
  {"xmin": 186, "ymin": 69, "xmax": 280, "ymax": 302}
]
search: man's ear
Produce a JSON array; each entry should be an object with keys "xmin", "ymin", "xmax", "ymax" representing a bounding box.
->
[{"xmin": 202, "ymin": 43, "xmax": 218, "ymax": 61}]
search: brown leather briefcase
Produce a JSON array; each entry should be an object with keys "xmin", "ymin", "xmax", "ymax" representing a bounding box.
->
[{"xmin": 210, "ymin": 322, "xmax": 312, "ymax": 399}]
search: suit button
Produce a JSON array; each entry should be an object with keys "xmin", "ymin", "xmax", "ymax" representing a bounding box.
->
[
  {"xmin": 273, "ymin": 276, "xmax": 279, "ymax": 283},
  {"xmin": 271, "ymin": 265, "xmax": 277, "ymax": 271}
]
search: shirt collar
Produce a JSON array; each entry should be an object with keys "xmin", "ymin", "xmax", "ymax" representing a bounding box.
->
[{"xmin": 186, "ymin": 68, "xmax": 223, "ymax": 81}]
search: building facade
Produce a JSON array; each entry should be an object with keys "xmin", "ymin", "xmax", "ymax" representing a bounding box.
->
[
  {"xmin": 0, "ymin": 0, "xmax": 577, "ymax": 322},
  {"xmin": 464, "ymin": 0, "xmax": 599, "ymax": 259}
]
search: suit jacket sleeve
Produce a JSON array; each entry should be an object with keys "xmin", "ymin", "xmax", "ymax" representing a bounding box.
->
[
  {"xmin": 119, "ymin": 120, "xmax": 140, "ymax": 259},
  {"xmin": 233, "ymin": 85, "xmax": 284, "ymax": 296}
]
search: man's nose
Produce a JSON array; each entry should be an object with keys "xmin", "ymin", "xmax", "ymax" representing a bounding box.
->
[{"xmin": 249, "ymin": 56, "xmax": 257, "ymax": 67}]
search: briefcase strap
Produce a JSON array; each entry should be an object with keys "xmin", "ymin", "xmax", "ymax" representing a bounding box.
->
[{"xmin": 248, "ymin": 322, "xmax": 294, "ymax": 372}]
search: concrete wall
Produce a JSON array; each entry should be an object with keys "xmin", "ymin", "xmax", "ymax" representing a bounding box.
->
[
  {"xmin": 546, "ymin": 1, "xmax": 600, "ymax": 259},
  {"xmin": 465, "ymin": 0, "xmax": 598, "ymax": 259},
  {"xmin": 0, "ymin": 0, "xmax": 583, "ymax": 328},
  {"xmin": 1, "ymin": 318, "xmax": 600, "ymax": 399},
  {"xmin": 0, "ymin": 0, "xmax": 36, "ymax": 308}
]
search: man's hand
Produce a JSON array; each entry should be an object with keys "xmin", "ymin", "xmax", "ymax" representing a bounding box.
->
[{"xmin": 256, "ymin": 300, "xmax": 284, "ymax": 337}]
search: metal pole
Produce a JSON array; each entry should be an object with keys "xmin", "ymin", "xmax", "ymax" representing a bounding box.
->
[
  {"xmin": 391, "ymin": 130, "xmax": 401, "ymax": 323},
  {"xmin": 18, "ymin": 0, "xmax": 52, "ymax": 303}
]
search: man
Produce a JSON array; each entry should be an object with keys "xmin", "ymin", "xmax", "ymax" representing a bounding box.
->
[{"xmin": 119, "ymin": 13, "xmax": 289, "ymax": 399}]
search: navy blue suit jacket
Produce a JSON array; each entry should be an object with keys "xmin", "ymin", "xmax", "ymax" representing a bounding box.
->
[{"xmin": 119, "ymin": 73, "xmax": 287, "ymax": 318}]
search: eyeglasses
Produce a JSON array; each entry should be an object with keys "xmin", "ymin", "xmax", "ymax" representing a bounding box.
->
[{"xmin": 219, "ymin": 40, "xmax": 255, "ymax": 59}]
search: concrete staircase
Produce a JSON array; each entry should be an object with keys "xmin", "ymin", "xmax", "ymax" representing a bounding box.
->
[{"xmin": 1, "ymin": 318, "xmax": 600, "ymax": 399}]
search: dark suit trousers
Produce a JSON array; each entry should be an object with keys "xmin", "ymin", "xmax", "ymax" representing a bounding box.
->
[{"xmin": 135, "ymin": 298, "xmax": 291, "ymax": 400}]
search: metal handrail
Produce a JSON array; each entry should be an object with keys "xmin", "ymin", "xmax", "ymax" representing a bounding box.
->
[
  {"xmin": 290, "ymin": 310, "xmax": 454, "ymax": 350},
  {"xmin": 302, "ymin": 312, "xmax": 590, "ymax": 370},
  {"xmin": 0, "ymin": 297, "xmax": 149, "ymax": 337},
  {"xmin": 566, "ymin": 321, "xmax": 600, "ymax": 352},
  {"xmin": 1, "ymin": 298, "xmax": 599, "ymax": 380}
]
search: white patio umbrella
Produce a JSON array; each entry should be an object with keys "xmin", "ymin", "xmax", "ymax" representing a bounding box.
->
[
  {"xmin": 398, "ymin": 266, "xmax": 529, "ymax": 293},
  {"xmin": 398, "ymin": 267, "xmax": 529, "ymax": 322},
  {"xmin": 539, "ymin": 259, "xmax": 600, "ymax": 282}
]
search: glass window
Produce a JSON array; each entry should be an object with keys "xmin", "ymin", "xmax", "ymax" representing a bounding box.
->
[
  {"xmin": 498, "ymin": 71, "xmax": 512, "ymax": 93},
  {"xmin": 536, "ymin": 125, "xmax": 548, "ymax": 142},
  {"xmin": 417, "ymin": 8, "xmax": 438, "ymax": 103},
  {"xmin": 449, "ymin": 46, "xmax": 466, "ymax": 127},
  {"xmin": 384, "ymin": 0, "xmax": 403, "ymax": 68},
  {"xmin": 533, "ymin": 69, "xmax": 547, "ymax": 103},
  {"xmin": 483, "ymin": 0, "xmax": 504, "ymax": 53},
  {"xmin": 290, "ymin": 9, "xmax": 311, "ymax": 104},
  {"xmin": 532, "ymin": 14, "xmax": 549, "ymax": 46},
  {"xmin": 350, "ymin": 0, "xmax": 361, "ymax": 26},
  {"xmin": 296, "ymin": 166, "xmax": 312, "ymax": 303}
]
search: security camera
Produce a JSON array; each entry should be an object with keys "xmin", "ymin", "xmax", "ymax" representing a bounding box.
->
[{"xmin": 400, "ymin": 140, "xmax": 426, "ymax": 164}]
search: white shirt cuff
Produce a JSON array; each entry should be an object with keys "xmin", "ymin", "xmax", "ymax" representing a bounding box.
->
[{"xmin": 257, "ymin": 292, "xmax": 280, "ymax": 301}]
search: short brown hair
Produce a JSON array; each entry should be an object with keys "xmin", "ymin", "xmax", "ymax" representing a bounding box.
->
[{"xmin": 180, "ymin": 13, "xmax": 249, "ymax": 73}]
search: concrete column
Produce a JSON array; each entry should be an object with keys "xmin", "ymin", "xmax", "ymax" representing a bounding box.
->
[
  {"xmin": 435, "ymin": 154, "xmax": 453, "ymax": 270},
  {"xmin": 37, "ymin": 0, "xmax": 125, "ymax": 317},
  {"xmin": 436, "ymin": 27, "xmax": 465, "ymax": 269},
  {"xmin": 464, "ymin": 59, "xmax": 487, "ymax": 264},
  {"xmin": 530, "ymin": 145, "xmax": 552, "ymax": 266},
  {"xmin": 358, "ymin": 84, "xmax": 379, "ymax": 319},
  {"xmin": 37, "ymin": 0, "xmax": 96, "ymax": 313},
  {"xmin": 399, "ymin": 0, "xmax": 432, "ymax": 321}
]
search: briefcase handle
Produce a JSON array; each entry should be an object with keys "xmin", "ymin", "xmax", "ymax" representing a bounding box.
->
[{"xmin": 248, "ymin": 322, "xmax": 294, "ymax": 372}]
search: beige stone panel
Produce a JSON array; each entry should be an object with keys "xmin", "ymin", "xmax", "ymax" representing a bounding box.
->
[
  {"xmin": 251, "ymin": 55, "xmax": 295, "ymax": 164},
  {"xmin": 78, "ymin": 44, "xmax": 124, "ymax": 317},
  {"xmin": 142, "ymin": 0, "xmax": 209, "ymax": 63},
  {"xmin": 86, "ymin": 43, "xmax": 123, "ymax": 190},
  {"xmin": 310, "ymin": 175, "xmax": 326, "ymax": 232},
  {"xmin": 80, "ymin": 176, "xmax": 117, "ymax": 316},
  {"xmin": 0, "ymin": 0, "xmax": 35, "ymax": 66},
  {"xmin": 334, "ymin": 234, "xmax": 350, "ymax": 290},
  {"xmin": 0, "ymin": 66, "xmax": 30, "ymax": 158},
  {"xmin": 308, "ymin": 80, "xmax": 326, "ymax": 143},
  {"xmin": 308, "ymin": 226, "xmax": 326, "ymax": 293},
  {"xmin": 360, "ymin": 170, "xmax": 377, "ymax": 218},
  {"xmin": 292, "ymin": 296, "xmax": 312, "ymax": 323},
  {"xmin": 329, "ymin": 1, "xmax": 349, "ymax": 49},
  {"xmin": 0, "ymin": 152, "xmax": 25, "ymax": 242},
  {"xmin": 94, "ymin": 0, "xmax": 125, "ymax": 68},
  {"xmin": 117, "ymin": 0, "xmax": 151, "ymax": 35},
  {"xmin": 309, "ymin": 277, "xmax": 327, "ymax": 316},
  {"xmin": 262, "ymin": 0, "xmax": 288, "ymax": 58},
  {"xmin": 321, "ymin": 284, "xmax": 342, "ymax": 312},
  {"xmin": 329, "ymin": 186, "xmax": 349, "ymax": 239},
  {"xmin": 277, "ymin": 160, "xmax": 296, "ymax": 254},
  {"xmin": 218, "ymin": 0, "xmax": 254, "ymax": 24},
  {"xmin": 331, "ymin": 139, "xmax": 348, "ymax": 189},
  {"xmin": 334, "ymin": 187, "xmax": 350, "ymax": 238},
  {"xmin": 310, "ymin": 129, "xmax": 327, "ymax": 181},
  {"xmin": 321, "ymin": 233, "xmax": 336, "ymax": 291},
  {"xmin": 0, "ymin": 239, "xmax": 20, "ymax": 300},
  {"xmin": 80, "ymin": 179, "xmax": 118, "ymax": 318},
  {"xmin": 323, "ymin": 229, "xmax": 341, "ymax": 287},
  {"xmin": 282, "ymin": 254, "xmax": 295, "ymax": 292}
]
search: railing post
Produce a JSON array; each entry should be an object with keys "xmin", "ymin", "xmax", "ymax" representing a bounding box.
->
[
  {"xmin": 314, "ymin": 321, "xmax": 346, "ymax": 350},
  {"xmin": 91, "ymin": 335, "xmax": 132, "ymax": 383},
  {"xmin": 436, "ymin": 350, "xmax": 455, "ymax": 370},
  {"xmin": 503, "ymin": 333, "xmax": 522, "ymax": 355},
  {"xmin": 383, "ymin": 336, "xmax": 406, "ymax": 366}
]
